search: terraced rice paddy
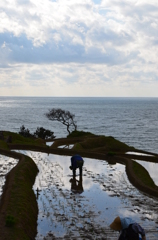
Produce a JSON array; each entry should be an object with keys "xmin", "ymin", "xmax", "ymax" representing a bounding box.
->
[
  {"xmin": 16, "ymin": 151, "xmax": 158, "ymax": 240},
  {"xmin": 0, "ymin": 151, "xmax": 158, "ymax": 239}
]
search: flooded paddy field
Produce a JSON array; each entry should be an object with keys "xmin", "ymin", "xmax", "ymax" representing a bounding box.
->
[
  {"xmin": 16, "ymin": 151, "xmax": 158, "ymax": 240},
  {"xmin": 0, "ymin": 155, "xmax": 18, "ymax": 196},
  {"xmin": 0, "ymin": 151, "xmax": 158, "ymax": 239}
]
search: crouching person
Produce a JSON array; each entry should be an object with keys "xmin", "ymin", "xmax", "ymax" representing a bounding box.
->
[
  {"xmin": 110, "ymin": 216, "xmax": 146, "ymax": 240},
  {"xmin": 69, "ymin": 155, "xmax": 84, "ymax": 177}
]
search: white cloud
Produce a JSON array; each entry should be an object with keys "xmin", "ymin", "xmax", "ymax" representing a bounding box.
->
[
  {"xmin": 0, "ymin": 62, "xmax": 158, "ymax": 97},
  {"xmin": 1, "ymin": 41, "xmax": 6, "ymax": 48},
  {"xmin": 0, "ymin": 0, "xmax": 158, "ymax": 96}
]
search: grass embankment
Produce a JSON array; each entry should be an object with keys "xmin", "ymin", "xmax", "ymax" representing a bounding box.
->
[
  {"xmin": 72, "ymin": 136, "xmax": 131, "ymax": 152},
  {"xmin": 0, "ymin": 153, "xmax": 39, "ymax": 240},
  {"xmin": 68, "ymin": 131, "xmax": 135, "ymax": 153},
  {"xmin": 3, "ymin": 131, "xmax": 45, "ymax": 146},
  {"xmin": 67, "ymin": 130, "xmax": 96, "ymax": 138},
  {"xmin": 125, "ymin": 159, "xmax": 158, "ymax": 197},
  {"xmin": 0, "ymin": 140, "xmax": 9, "ymax": 150},
  {"xmin": 132, "ymin": 161, "xmax": 156, "ymax": 188}
]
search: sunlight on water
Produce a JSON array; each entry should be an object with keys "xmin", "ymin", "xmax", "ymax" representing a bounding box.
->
[
  {"xmin": 126, "ymin": 152, "xmax": 154, "ymax": 156},
  {"xmin": 57, "ymin": 144, "xmax": 74, "ymax": 149},
  {"xmin": 17, "ymin": 151, "xmax": 158, "ymax": 240}
]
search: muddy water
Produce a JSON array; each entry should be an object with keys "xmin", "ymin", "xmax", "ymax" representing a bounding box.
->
[
  {"xmin": 16, "ymin": 151, "xmax": 157, "ymax": 240},
  {"xmin": 0, "ymin": 155, "xmax": 18, "ymax": 197}
]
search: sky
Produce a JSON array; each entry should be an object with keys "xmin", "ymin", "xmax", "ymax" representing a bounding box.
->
[{"xmin": 0, "ymin": 0, "xmax": 158, "ymax": 97}]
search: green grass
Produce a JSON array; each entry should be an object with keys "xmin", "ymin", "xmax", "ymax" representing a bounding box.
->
[
  {"xmin": 0, "ymin": 140, "xmax": 9, "ymax": 150},
  {"xmin": 132, "ymin": 161, "xmax": 156, "ymax": 188},
  {"xmin": 3, "ymin": 131, "xmax": 45, "ymax": 146},
  {"xmin": 5, "ymin": 215, "xmax": 15, "ymax": 227},
  {"xmin": 72, "ymin": 135, "xmax": 135, "ymax": 153},
  {"xmin": 71, "ymin": 143, "xmax": 83, "ymax": 151},
  {"xmin": 67, "ymin": 130, "xmax": 96, "ymax": 138},
  {"xmin": 107, "ymin": 151, "xmax": 116, "ymax": 156}
]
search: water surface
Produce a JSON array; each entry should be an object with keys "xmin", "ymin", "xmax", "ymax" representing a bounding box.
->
[{"xmin": 0, "ymin": 155, "xmax": 18, "ymax": 196}]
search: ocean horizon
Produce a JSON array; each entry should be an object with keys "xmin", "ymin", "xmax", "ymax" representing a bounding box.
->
[{"xmin": 0, "ymin": 96, "xmax": 158, "ymax": 153}]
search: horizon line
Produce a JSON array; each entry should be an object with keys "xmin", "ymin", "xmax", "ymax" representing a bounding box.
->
[{"xmin": 0, "ymin": 96, "xmax": 158, "ymax": 98}]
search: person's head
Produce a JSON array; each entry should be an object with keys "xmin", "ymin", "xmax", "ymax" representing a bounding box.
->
[{"xmin": 109, "ymin": 216, "xmax": 122, "ymax": 231}]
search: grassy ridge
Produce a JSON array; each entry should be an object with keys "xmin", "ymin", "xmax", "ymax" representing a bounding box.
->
[
  {"xmin": 0, "ymin": 154, "xmax": 39, "ymax": 240},
  {"xmin": 71, "ymin": 135, "xmax": 135, "ymax": 153},
  {"xmin": 3, "ymin": 131, "xmax": 45, "ymax": 146},
  {"xmin": 67, "ymin": 130, "xmax": 95, "ymax": 138},
  {"xmin": 0, "ymin": 140, "xmax": 9, "ymax": 150},
  {"xmin": 132, "ymin": 161, "xmax": 156, "ymax": 188}
]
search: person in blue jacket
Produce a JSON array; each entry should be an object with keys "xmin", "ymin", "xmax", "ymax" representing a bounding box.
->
[
  {"xmin": 69, "ymin": 155, "xmax": 84, "ymax": 177},
  {"xmin": 110, "ymin": 216, "xmax": 146, "ymax": 240}
]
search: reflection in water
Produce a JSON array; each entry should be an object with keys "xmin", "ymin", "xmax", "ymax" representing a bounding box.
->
[
  {"xmin": 35, "ymin": 188, "xmax": 41, "ymax": 200},
  {"xmin": 70, "ymin": 175, "xmax": 84, "ymax": 194},
  {"xmin": 17, "ymin": 151, "xmax": 158, "ymax": 240}
]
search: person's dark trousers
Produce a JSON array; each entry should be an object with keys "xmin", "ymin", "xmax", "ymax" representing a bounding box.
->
[
  {"xmin": 79, "ymin": 167, "xmax": 82, "ymax": 176},
  {"xmin": 73, "ymin": 168, "xmax": 76, "ymax": 177}
]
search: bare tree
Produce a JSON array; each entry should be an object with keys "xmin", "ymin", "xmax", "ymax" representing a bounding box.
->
[{"xmin": 45, "ymin": 108, "xmax": 77, "ymax": 134}]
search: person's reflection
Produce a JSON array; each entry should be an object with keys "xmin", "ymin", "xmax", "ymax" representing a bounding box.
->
[
  {"xmin": 36, "ymin": 187, "xmax": 40, "ymax": 199},
  {"xmin": 69, "ymin": 175, "xmax": 84, "ymax": 194}
]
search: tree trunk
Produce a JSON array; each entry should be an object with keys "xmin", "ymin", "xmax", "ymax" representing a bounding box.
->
[{"xmin": 67, "ymin": 125, "xmax": 70, "ymax": 134}]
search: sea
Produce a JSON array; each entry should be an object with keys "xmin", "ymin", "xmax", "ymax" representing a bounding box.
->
[{"xmin": 0, "ymin": 97, "xmax": 158, "ymax": 154}]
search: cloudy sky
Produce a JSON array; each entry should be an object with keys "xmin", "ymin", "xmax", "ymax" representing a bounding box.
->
[{"xmin": 0, "ymin": 0, "xmax": 158, "ymax": 96}]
